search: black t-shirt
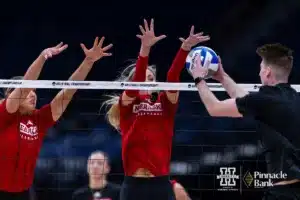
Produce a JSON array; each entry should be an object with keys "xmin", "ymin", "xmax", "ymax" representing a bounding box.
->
[
  {"xmin": 236, "ymin": 83, "xmax": 300, "ymax": 179},
  {"xmin": 72, "ymin": 182, "xmax": 120, "ymax": 200}
]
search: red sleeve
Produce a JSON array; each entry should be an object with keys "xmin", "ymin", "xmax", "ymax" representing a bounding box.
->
[
  {"xmin": 125, "ymin": 55, "xmax": 149, "ymax": 97},
  {"xmin": 167, "ymin": 48, "xmax": 189, "ymax": 83},
  {"xmin": 160, "ymin": 92, "xmax": 178, "ymax": 116},
  {"xmin": 119, "ymin": 94, "xmax": 140, "ymax": 117},
  {"xmin": 35, "ymin": 104, "xmax": 55, "ymax": 132},
  {"xmin": 0, "ymin": 99, "xmax": 18, "ymax": 129}
]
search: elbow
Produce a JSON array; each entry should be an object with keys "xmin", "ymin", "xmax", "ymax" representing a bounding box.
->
[
  {"xmin": 206, "ymin": 103, "xmax": 222, "ymax": 117},
  {"xmin": 207, "ymin": 108, "xmax": 220, "ymax": 117}
]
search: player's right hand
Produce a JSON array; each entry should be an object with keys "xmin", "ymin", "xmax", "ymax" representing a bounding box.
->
[{"xmin": 136, "ymin": 19, "xmax": 166, "ymax": 48}]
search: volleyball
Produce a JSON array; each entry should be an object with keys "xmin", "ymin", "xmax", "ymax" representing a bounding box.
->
[{"xmin": 185, "ymin": 46, "xmax": 219, "ymax": 78}]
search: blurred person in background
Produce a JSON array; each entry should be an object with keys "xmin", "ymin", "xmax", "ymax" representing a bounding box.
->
[
  {"xmin": 0, "ymin": 37, "xmax": 112, "ymax": 200},
  {"xmin": 171, "ymin": 180, "xmax": 191, "ymax": 200},
  {"xmin": 103, "ymin": 18, "xmax": 209, "ymax": 200},
  {"xmin": 191, "ymin": 43, "xmax": 300, "ymax": 200},
  {"xmin": 72, "ymin": 151, "xmax": 120, "ymax": 200}
]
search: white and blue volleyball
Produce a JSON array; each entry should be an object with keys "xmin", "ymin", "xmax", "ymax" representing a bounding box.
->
[{"xmin": 185, "ymin": 46, "xmax": 219, "ymax": 78}]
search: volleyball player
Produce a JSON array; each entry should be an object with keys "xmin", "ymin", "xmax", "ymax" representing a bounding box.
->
[
  {"xmin": 72, "ymin": 151, "xmax": 120, "ymax": 200},
  {"xmin": 103, "ymin": 18, "xmax": 209, "ymax": 200},
  {"xmin": 0, "ymin": 37, "xmax": 112, "ymax": 199},
  {"xmin": 190, "ymin": 43, "xmax": 300, "ymax": 199},
  {"xmin": 170, "ymin": 180, "xmax": 191, "ymax": 200}
]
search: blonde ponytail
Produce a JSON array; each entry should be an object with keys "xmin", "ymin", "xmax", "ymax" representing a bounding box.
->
[{"xmin": 102, "ymin": 95, "xmax": 120, "ymax": 130}]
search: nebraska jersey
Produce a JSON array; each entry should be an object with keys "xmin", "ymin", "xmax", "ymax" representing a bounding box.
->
[
  {"xmin": 119, "ymin": 92, "xmax": 178, "ymax": 176},
  {"xmin": 0, "ymin": 100, "xmax": 55, "ymax": 192}
]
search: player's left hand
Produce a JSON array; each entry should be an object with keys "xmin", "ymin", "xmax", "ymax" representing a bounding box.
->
[
  {"xmin": 212, "ymin": 56, "xmax": 226, "ymax": 82},
  {"xmin": 180, "ymin": 26, "xmax": 210, "ymax": 51},
  {"xmin": 80, "ymin": 37, "xmax": 113, "ymax": 63},
  {"xmin": 190, "ymin": 54, "xmax": 210, "ymax": 79},
  {"xmin": 42, "ymin": 42, "xmax": 68, "ymax": 60}
]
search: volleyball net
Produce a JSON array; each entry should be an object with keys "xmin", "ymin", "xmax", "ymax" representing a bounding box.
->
[
  {"xmin": 3, "ymin": 79, "xmax": 300, "ymax": 199},
  {"xmin": 1, "ymin": 79, "xmax": 300, "ymax": 91}
]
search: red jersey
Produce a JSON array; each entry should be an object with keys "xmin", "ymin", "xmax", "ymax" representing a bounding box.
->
[
  {"xmin": 119, "ymin": 92, "xmax": 178, "ymax": 176},
  {"xmin": 0, "ymin": 100, "xmax": 54, "ymax": 192}
]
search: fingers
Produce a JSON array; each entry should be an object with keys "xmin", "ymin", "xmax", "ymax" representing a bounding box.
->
[
  {"xmin": 93, "ymin": 37, "xmax": 99, "ymax": 47},
  {"xmin": 80, "ymin": 43, "xmax": 88, "ymax": 53},
  {"xmin": 198, "ymin": 35, "xmax": 210, "ymax": 42},
  {"xmin": 144, "ymin": 19, "xmax": 149, "ymax": 32},
  {"xmin": 189, "ymin": 25, "xmax": 195, "ymax": 35},
  {"xmin": 195, "ymin": 32, "xmax": 204, "ymax": 37},
  {"xmin": 58, "ymin": 44, "xmax": 68, "ymax": 52},
  {"xmin": 136, "ymin": 34, "xmax": 142, "ymax": 39},
  {"xmin": 156, "ymin": 34, "xmax": 167, "ymax": 42},
  {"xmin": 102, "ymin": 43, "xmax": 113, "ymax": 51},
  {"xmin": 150, "ymin": 18, "xmax": 154, "ymax": 32},
  {"xmin": 55, "ymin": 42, "xmax": 63, "ymax": 48},
  {"xmin": 103, "ymin": 52, "xmax": 112, "ymax": 57},
  {"xmin": 195, "ymin": 55, "xmax": 202, "ymax": 66},
  {"xmin": 98, "ymin": 36, "xmax": 105, "ymax": 47},
  {"xmin": 179, "ymin": 37, "xmax": 185, "ymax": 42},
  {"xmin": 139, "ymin": 25, "xmax": 146, "ymax": 35},
  {"xmin": 203, "ymin": 59, "xmax": 211, "ymax": 69}
]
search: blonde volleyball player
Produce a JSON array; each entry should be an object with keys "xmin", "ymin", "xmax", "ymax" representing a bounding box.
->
[
  {"xmin": 103, "ymin": 18, "xmax": 209, "ymax": 200},
  {"xmin": 0, "ymin": 37, "xmax": 112, "ymax": 200}
]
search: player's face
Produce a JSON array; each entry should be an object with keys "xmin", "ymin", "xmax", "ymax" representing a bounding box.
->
[
  {"xmin": 20, "ymin": 90, "xmax": 37, "ymax": 112},
  {"xmin": 88, "ymin": 153, "xmax": 109, "ymax": 178},
  {"xmin": 259, "ymin": 60, "xmax": 271, "ymax": 85},
  {"xmin": 139, "ymin": 69, "xmax": 156, "ymax": 95}
]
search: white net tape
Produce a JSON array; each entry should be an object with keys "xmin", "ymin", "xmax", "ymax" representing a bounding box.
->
[{"xmin": 1, "ymin": 79, "xmax": 300, "ymax": 92}]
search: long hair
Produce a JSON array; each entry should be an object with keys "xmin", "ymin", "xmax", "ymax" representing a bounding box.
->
[{"xmin": 102, "ymin": 62, "xmax": 156, "ymax": 130}]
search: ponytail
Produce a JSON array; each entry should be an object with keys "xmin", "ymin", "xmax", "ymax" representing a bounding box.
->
[{"xmin": 102, "ymin": 95, "xmax": 120, "ymax": 130}]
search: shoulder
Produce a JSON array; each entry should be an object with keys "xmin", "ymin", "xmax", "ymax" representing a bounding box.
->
[{"xmin": 73, "ymin": 186, "xmax": 89, "ymax": 197}]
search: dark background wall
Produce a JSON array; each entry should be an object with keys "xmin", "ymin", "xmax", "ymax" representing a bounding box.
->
[{"xmin": 1, "ymin": 0, "xmax": 300, "ymax": 199}]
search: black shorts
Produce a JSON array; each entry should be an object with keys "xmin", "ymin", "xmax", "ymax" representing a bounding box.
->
[
  {"xmin": 0, "ymin": 190, "xmax": 29, "ymax": 200},
  {"xmin": 263, "ymin": 182, "xmax": 300, "ymax": 200},
  {"xmin": 120, "ymin": 176, "xmax": 175, "ymax": 200}
]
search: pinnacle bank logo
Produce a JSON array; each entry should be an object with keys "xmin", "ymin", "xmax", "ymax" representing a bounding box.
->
[{"xmin": 243, "ymin": 171, "xmax": 287, "ymax": 188}]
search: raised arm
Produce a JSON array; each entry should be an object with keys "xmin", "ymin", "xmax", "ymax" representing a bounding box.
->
[
  {"xmin": 173, "ymin": 182, "xmax": 191, "ymax": 200},
  {"xmin": 6, "ymin": 43, "xmax": 67, "ymax": 113},
  {"xmin": 212, "ymin": 57, "xmax": 248, "ymax": 98},
  {"xmin": 50, "ymin": 37, "xmax": 112, "ymax": 121},
  {"xmin": 121, "ymin": 18, "xmax": 166, "ymax": 106},
  {"xmin": 166, "ymin": 26, "xmax": 210, "ymax": 104}
]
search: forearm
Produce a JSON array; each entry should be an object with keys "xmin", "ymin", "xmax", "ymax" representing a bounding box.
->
[
  {"xmin": 51, "ymin": 58, "xmax": 94, "ymax": 121},
  {"xmin": 167, "ymin": 48, "xmax": 189, "ymax": 83},
  {"xmin": 6, "ymin": 54, "xmax": 47, "ymax": 113},
  {"xmin": 124, "ymin": 46, "xmax": 149, "ymax": 97},
  {"xmin": 196, "ymin": 81, "xmax": 220, "ymax": 115},
  {"xmin": 220, "ymin": 74, "xmax": 248, "ymax": 98}
]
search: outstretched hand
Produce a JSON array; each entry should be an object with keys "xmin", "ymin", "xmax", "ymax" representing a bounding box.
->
[
  {"xmin": 41, "ymin": 42, "xmax": 68, "ymax": 60},
  {"xmin": 136, "ymin": 19, "xmax": 166, "ymax": 48},
  {"xmin": 190, "ymin": 55, "xmax": 210, "ymax": 79},
  {"xmin": 80, "ymin": 37, "xmax": 113, "ymax": 63},
  {"xmin": 180, "ymin": 26, "xmax": 210, "ymax": 51}
]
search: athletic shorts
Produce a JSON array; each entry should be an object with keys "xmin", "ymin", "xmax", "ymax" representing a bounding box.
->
[
  {"xmin": 263, "ymin": 182, "xmax": 300, "ymax": 200},
  {"xmin": 120, "ymin": 176, "xmax": 175, "ymax": 200},
  {"xmin": 0, "ymin": 190, "xmax": 29, "ymax": 200}
]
